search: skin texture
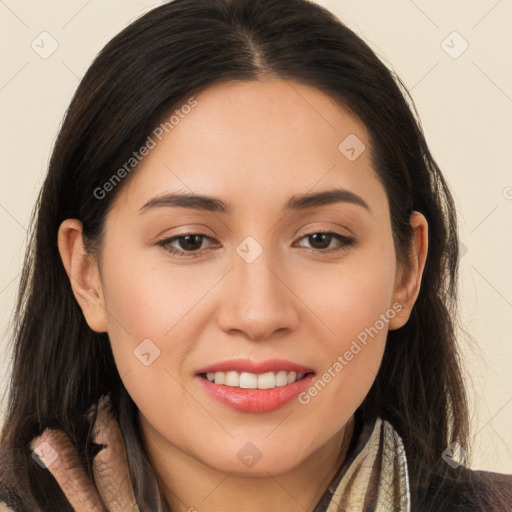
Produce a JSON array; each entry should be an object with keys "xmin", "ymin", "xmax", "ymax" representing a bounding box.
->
[{"xmin": 56, "ymin": 79, "xmax": 428, "ymax": 511}]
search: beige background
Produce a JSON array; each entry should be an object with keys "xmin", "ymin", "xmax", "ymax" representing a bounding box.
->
[{"xmin": 0, "ymin": 0, "xmax": 511, "ymax": 473}]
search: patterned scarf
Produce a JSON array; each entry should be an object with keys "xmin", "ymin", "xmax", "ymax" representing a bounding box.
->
[{"xmin": 314, "ymin": 417, "xmax": 411, "ymax": 512}]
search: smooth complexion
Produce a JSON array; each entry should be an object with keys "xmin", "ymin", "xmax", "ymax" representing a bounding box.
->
[{"xmin": 58, "ymin": 79, "xmax": 428, "ymax": 512}]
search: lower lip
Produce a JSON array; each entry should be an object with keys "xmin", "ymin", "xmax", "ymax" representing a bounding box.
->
[{"xmin": 197, "ymin": 374, "xmax": 315, "ymax": 413}]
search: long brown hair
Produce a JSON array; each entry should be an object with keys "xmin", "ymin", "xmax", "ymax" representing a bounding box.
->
[{"xmin": 1, "ymin": 0, "xmax": 507, "ymax": 510}]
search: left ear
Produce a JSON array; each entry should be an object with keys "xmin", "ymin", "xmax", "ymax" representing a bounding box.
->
[{"xmin": 389, "ymin": 211, "xmax": 428, "ymax": 330}]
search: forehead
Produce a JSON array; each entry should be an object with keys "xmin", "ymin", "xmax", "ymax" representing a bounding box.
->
[{"xmin": 108, "ymin": 79, "xmax": 386, "ymax": 218}]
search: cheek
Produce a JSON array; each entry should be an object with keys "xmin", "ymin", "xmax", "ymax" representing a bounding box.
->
[
  {"xmin": 98, "ymin": 247, "xmax": 225, "ymax": 425},
  {"xmin": 97, "ymin": 254, "xmax": 191, "ymax": 400},
  {"xmin": 100, "ymin": 246, "xmax": 213, "ymax": 354},
  {"xmin": 295, "ymin": 243, "xmax": 396, "ymax": 418},
  {"xmin": 296, "ymin": 295, "xmax": 390, "ymax": 448},
  {"xmin": 301, "ymin": 242, "xmax": 396, "ymax": 351}
]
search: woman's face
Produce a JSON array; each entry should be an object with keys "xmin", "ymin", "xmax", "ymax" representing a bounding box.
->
[{"xmin": 85, "ymin": 79, "xmax": 413, "ymax": 475}]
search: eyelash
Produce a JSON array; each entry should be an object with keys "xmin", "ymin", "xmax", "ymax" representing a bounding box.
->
[{"xmin": 156, "ymin": 231, "xmax": 355, "ymax": 258}]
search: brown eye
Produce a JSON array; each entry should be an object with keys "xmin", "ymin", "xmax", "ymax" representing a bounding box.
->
[
  {"xmin": 295, "ymin": 232, "xmax": 355, "ymax": 253},
  {"xmin": 176, "ymin": 234, "xmax": 205, "ymax": 251},
  {"xmin": 307, "ymin": 233, "xmax": 334, "ymax": 250},
  {"xmin": 157, "ymin": 233, "xmax": 217, "ymax": 257}
]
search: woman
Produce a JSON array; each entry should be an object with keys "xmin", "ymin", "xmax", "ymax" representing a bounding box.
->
[{"xmin": 1, "ymin": 0, "xmax": 511, "ymax": 510}]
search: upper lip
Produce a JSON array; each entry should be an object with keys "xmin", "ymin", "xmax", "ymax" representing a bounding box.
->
[{"xmin": 196, "ymin": 358, "xmax": 314, "ymax": 375}]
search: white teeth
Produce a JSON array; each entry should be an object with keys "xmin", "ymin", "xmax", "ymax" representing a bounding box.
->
[
  {"xmin": 239, "ymin": 372, "xmax": 258, "ymax": 389},
  {"xmin": 204, "ymin": 370, "xmax": 307, "ymax": 389},
  {"xmin": 258, "ymin": 372, "xmax": 276, "ymax": 389},
  {"xmin": 287, "ymin": 371, "xmax": 297, "ymax": 384},
  {"xmin": 224, "ymin": 371, "xmax": 239, "ymax": 387},
  {"xmin": 275, "ymin": 371, "xmax": 288, "ymax": 387}
]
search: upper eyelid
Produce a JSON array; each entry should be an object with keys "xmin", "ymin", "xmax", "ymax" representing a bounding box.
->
[
  {"xmin": 159, "ymin": 230, "xmax": 353, "ymax": 250},
  {"xmin": 161, "ymin": 230, "xmax": 350, "ymax": 241}
]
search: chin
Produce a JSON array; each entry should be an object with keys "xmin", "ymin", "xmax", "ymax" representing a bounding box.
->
[
  {"xmin": 211, "ymin": 453, "xmax": 304, "ymax": 477},
  {"xmin": 191, "ymin": 436, "xmax": 314, "ymax": 477}
]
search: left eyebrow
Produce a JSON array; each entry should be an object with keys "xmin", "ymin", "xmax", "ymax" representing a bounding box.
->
[
  {"xmin": 138, "ymin": 187, "xmax": 370, "ymax": 215},
  {"xmin": 285, "ymin": 188, "xmax": 370, "ymax": 212}
]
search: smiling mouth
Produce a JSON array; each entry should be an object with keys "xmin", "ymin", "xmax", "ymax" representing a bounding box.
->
[{"xmin": 199, "ymin": 370, "xmax": 313, "ymax": 389}]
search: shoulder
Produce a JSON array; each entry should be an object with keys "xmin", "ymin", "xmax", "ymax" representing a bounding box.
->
[
  {"xmin": 418, "ymin": 466, "xmax": 512, "ymax": 511},
  {"xmin": 0, "ymin": 503, "xmax": 16, "ymax": 512}
]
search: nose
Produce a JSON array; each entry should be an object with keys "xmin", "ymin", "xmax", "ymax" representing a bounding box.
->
[{"xmin": 216, "ymin": 245, "xmax": 300, "ymax": 341}]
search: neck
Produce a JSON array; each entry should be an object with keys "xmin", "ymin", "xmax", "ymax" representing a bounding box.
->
[{"xmin": 138, "ymin": 413, "xmax": 354, "ymax": 512}]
